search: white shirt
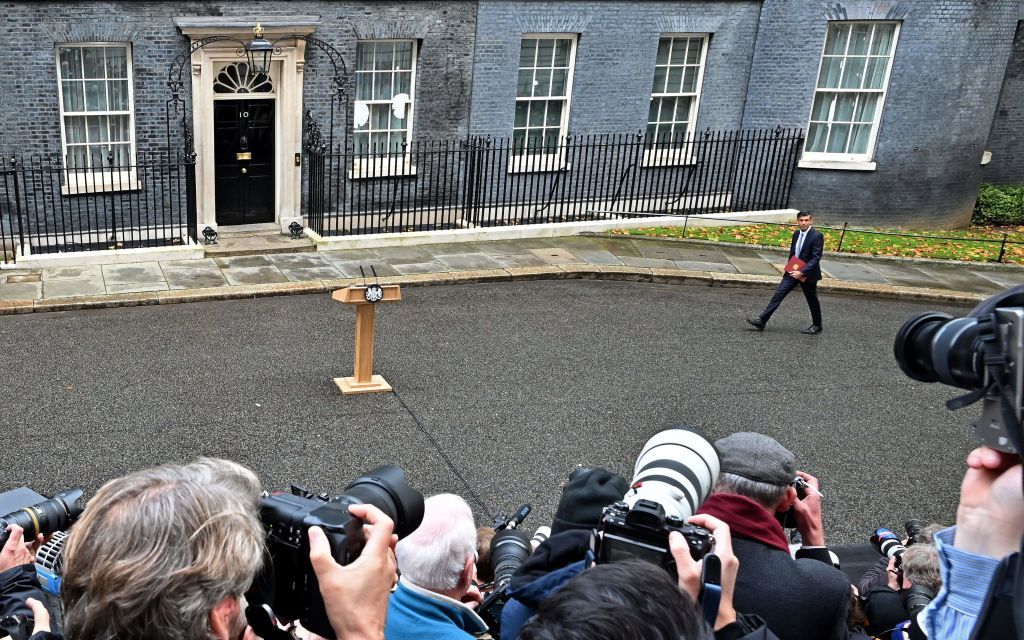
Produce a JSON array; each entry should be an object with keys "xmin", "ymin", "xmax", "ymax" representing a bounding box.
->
[{"xmin": 794, "ymin": 229, "xmax": 809, "ymax": 257}]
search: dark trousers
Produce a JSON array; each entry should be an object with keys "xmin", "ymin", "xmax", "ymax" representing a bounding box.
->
[{"xmin": 760, "ymin": 275, "xmax": 822, "ymax": 326}]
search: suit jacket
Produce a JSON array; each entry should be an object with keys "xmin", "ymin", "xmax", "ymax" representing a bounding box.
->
[
  {"xmin": 730, "ymin": 536, "xmax": 854, "ymax": 640},
  {"xmin": 699, "ymin": 494, "xmax": 854, "ymax": 640},
  {"xmin": 789, "ymin": 227, "xmax": 824, "ymax": 281}
]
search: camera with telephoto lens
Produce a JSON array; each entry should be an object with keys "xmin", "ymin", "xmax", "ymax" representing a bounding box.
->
[
  {"xmin": 598, "ymin": 499, "xmax": 714, "ymax": 572},
  {"xmin": 0, "ymin": 487, "xmax": 85, "ymax": 549},
  {"xmin": 595, "ymin": 427, "xmax": 720, "ymax": 575},
  {"xmin": 894, "ymin": 285, "xmax": 1023, "ymax": 453},
  {"xmin": 903, "ymin": 519, "xmax": 927, "ymax": 546},
  {"xmin": 903, "ymin": 583, "xmax": 936, "ymax": 618},
  {"xmin": 477, "ymin": 505, "xmax": 533, "ymax": 638},
  {"xmin": 871, "ymin": 527, "xmax": 907, "ymax": 565},
  {"xmin": 250, "ymin": 466, "xmax": 424, "ymax": 640}
]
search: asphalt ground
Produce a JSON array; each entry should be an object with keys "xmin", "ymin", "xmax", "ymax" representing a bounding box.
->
[{"xmin": 0, "ymin": 280, "xmax": 980, "ymax": 544}]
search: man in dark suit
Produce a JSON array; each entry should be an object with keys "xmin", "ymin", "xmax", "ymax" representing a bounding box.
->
[
  {"xmin": 698, "ymin": 432, "xmax": 858, "ymax": 640},
  {"xmin": 747, "ymin": 211, "xmax": 824, "ymax": 334}
]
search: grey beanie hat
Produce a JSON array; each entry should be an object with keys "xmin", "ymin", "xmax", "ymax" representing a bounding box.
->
[{"xmin": 714, "ymin": 432, "xmax": 796, "ymax": 486}]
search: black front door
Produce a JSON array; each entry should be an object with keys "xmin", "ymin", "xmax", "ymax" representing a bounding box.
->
[{"xmin": 214, "ymin": 99, "xmax": 275, "ymax": 225}]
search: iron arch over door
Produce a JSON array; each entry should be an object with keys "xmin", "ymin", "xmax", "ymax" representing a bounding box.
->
[{"xmin": 165, "ymin": 27, "xmax": 350, "ymax": 234}]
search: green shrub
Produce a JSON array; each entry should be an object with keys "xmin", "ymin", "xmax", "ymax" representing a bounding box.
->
[{"xmin": 973, "ymin": 183, "xmax": 1024, "ymax": 226}]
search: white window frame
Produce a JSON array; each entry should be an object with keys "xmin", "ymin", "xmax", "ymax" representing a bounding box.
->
[
  {"xmin": 509, "ymin": 33, "xmax": 578, "ymax": 173},
  {"xmin": 800, "ymin": 21, "xmax": 900, "ymax": 170},
  {"xmin": 55, "ymin": 42, "xmax": 138, "ymax": 194},
  {"xmin": 351, "ymin": 39, "xmax": 418, "ymax": 179},
  {"xmin": 643, "ymin": 33, "xmax": 709, "ymax": 167}
]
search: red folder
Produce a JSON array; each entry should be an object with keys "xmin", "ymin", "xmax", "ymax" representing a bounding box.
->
[{"xmin": 784, "ymin": 256, "xmax": 807, "ymax": 282}]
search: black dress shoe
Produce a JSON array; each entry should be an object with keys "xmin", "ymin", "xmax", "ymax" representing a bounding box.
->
[
  {"xmin": 746, "ymin": 317, "xmax": 766, "ymax": 331},
  {"xmin": 801, "ymin": 325, "xmax": 823, "ymax": 335}
]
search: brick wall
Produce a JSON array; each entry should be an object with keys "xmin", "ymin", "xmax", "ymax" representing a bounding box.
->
[
  {"xmin": 985, "ymin": 19, "xmax": 1024, "ymax": 186},
  {"xmin": 0, "ymin": 0, "xmax": 477, "ymax": 156},
  {"xmin": 743, "ymin": 0, "xmax": 1024, "ymax": 227},
  {"xmin": 469, "ymin": 0, "xmax": 762, "ymax": 138},
  {"xmin": 0, "ymin": 1, "xmax": 477, "ymax": 233},
  {"xmin": 3, "ymin": 0, "xmax": 1023, "ymax": 232}
]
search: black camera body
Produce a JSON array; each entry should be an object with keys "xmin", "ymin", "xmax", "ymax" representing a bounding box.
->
[
  {"xmin": 596, "ymin": 499, "xmax": 713, "ymax": 576},
  {"xmin": 0, "ymin": 614, "xmax": 31, "ymax": 640},
  {"xmin": 776, "ymin": 476, "xmax": 810, "ymax": 530},
  {"xmin": 257, "ymin": 488, "xmax": 364, "ymax": 636},
  {"xmin": 253, "ymin": 466, "xmax": 424, "ymax": 640}
]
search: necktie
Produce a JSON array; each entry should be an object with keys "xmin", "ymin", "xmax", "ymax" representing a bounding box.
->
[{"xmin": 795, "ymin": 230, "xmax": 806, "ymax": 257}]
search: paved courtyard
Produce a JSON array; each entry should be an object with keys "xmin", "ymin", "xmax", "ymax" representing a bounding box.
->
[
  {"xmin": 0, "ymin": 279, "xmax": 981, "ymax": 544},
  {"xmin": 0, "ymin": 235, "xmax": 1019, "ymax": 301}
]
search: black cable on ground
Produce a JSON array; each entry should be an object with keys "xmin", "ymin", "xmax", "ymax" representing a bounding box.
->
[{"xmin": 391, "ymin": 388, "xmax": 494, "ymax": 520}]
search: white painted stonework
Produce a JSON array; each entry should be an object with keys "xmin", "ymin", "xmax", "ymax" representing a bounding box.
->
[
  {"xmin": 306, "ymin": 209, "xmax": 800, "ymax": 251},
  {"xmin": 176, "ymin": 18, "xmax": 318, "ymax": 235}
]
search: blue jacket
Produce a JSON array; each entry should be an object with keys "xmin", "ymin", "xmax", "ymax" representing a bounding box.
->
[
  {"xmin": 386, "ymin": 578, "xmax": 489, "ymax": 640},
  {"xmin": 500, "ymin": 559, "xmax": 589, "ymax": 640}
]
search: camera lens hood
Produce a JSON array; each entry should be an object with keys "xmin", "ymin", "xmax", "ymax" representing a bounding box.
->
[
  {"xmin": 894, "ymin": 312, "xmax": 953, "ymax": 382},
  {"xmin": 931, "ymin": 317, "xmax": 982, "ymax": 387}
]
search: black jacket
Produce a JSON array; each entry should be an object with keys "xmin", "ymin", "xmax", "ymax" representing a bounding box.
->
[
  {"xmin": 0, "ymin": 564, "xmax": 61, "ymax": 640},
  {"xmin": 0, "ymin": 564, "xmax": 44, "ymax": 620},
  {"xmin": 789, "ymin": 227, "xmax": 824, "ymax": 281},
  {"xmin": 504, "ymin": 530, "xmax": 782, "ymax": 640},
  {"xmin": 730, "ymin": 536, "xmax": 854, "ymax": 640}
]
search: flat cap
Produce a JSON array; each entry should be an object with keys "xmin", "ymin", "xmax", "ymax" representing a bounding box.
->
[{"xmin": 714, "ymin": 432, "xmax": 796, "ymax": 486}]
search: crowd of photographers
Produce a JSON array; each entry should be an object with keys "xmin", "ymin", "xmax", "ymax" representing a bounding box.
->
[
  {"xmin": 0, "ymin": 427, "xmax": 1019, "ymax": 640},
  {"xmin": 0, "ymin": 289, "xmax": 1019, "ymax": 640}
]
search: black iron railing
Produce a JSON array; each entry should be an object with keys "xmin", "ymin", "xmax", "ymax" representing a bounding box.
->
[
  {"xmin": 304, "ymin": 128, "xmax": 804, "ymax": 237},
  {"xmin": 0, "ymin": 152, "xmax": 197, "ymax": 263}
]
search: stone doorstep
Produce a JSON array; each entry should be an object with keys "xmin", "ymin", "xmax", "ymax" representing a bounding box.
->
[{"xmin": 203, "ymin": 240, "xmax": 316, "ymax": 258}]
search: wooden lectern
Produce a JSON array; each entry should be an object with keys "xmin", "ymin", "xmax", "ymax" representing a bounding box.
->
[{"xmin": 332, "ymin": 284, "xmax": 402, "ymax": 394}]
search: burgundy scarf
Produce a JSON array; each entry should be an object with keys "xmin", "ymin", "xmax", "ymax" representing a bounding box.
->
[{"xmin": 697, "ymin": 493, "xmax": 790, "ymax": 553}]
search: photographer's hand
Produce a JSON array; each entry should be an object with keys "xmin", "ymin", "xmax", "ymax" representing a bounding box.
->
[
  {"xmin": 0, "ymin": 525, "xmax": 40, "ymax": 573},
  {"xmin": 26, "ymin": 598, "xmax": 50, "ymax": 635},
  {"xmin": 884, "ymin": 555, "xmax": 910, "ymax": 590},
  {"xmin": 671, "ymin": 514, "xmax": 739, "ymax": 631},
  {"xmin": 790, "ymin": 471, "xmax": 826, "ymax": 546},
  {"xmin": 954, "ymin": 446, "xmax": 1023, "ymax": 559},
  {"xmin": 309, "ymin": 504, "xmax": 398, "ymax": 640}
]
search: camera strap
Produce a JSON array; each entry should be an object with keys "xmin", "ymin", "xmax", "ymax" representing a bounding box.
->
[{"xmin": 698, "ymin": 554, "xmax": 722, "ymax": 629}]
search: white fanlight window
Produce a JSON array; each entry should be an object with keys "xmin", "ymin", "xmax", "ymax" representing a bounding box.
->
[
  {"xmin": 803, "ymin": 22, "xmax": 899, "ymax": 162},
  {"xmin": 56, "ymin": 43, "xmax": 137, "ymax": 192}
]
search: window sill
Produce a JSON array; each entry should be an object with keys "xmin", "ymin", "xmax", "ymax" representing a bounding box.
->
[
  {"xmin": 507, "ymin": 156, "xmax": 571, "ymax": 174},
  {"xmin": 797, "ymin": 159, "xmax": 876, "ymax": 172},
  {"xmin": 641, "ymin": 152, "xmax": 698, "ymax": 168},
  {"xmin": 348, "ymin": 163, "xmax": 418, "ymax": 180},
  {"xmin": 61, "ymin": 179, "xmax": 142, "ymax": 196}
]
